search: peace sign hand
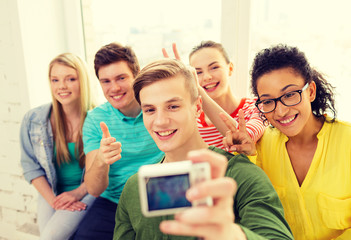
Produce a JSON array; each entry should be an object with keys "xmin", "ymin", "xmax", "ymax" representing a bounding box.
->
[
  {"xmin": 221, "ymin": 109, "xmax": 256, "ymax": 156},
  {"xmin": 162, "ymin": 43, "xmax": 181, "ymax": 60}
]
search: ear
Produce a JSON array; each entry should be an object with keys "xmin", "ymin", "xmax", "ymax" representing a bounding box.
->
[
  {"xmin": 194, "ymin": 96, "xmax": 203, "ymax": 118},
  {"xmin": 308, "ymin": 81, "xmax": 317, "ymax": 102},
  {"xmin": 228, "ymin": 62, "xmax": 234, "ymax": 77}
]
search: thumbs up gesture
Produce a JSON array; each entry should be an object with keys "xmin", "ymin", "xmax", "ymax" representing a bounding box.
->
[{"xmin": 98, "ymin": 122, "xmax": 122, "ymax": 165}]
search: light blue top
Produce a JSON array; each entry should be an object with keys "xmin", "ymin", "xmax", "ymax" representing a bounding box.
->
[
  {"xmin": 54, "ymin": 142, "xmax": 83, "ymax": 194},
  {"xmin": 20, "ymin": 103, "xmax": 58, "ymax": 193},
  {"xmin": 83, "ymin": 102, "xmax": 163, "ymax": 204}
]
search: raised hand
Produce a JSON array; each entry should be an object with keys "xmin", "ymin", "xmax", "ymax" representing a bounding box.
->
[
  {"xmin": 221, "ymin": 109, "xmax": 256, "ymax": 155},
  {"xmin": 162, "ymin": 43, "xmax": 181, "ymax": 60},
  {"xmin": 159, "ymin": 149, "xmax": 246, "ymax": 240},
  {"xmin": 99, "ymin": 122, "xmax": 122, "ymax": 165}
]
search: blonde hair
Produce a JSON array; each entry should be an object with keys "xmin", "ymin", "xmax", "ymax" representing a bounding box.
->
[
  {"xmin": 48, "ymin": 53, "xmax": 95, "ymax": 167},
  {"xmin": 134, "ymin": 59, "xmax": 198, "ymax": 104}
]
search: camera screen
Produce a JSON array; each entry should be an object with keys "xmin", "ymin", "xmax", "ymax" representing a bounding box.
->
[{"xmin": 146, "ymin": 174, "xmax": 192, "ymax": 211}]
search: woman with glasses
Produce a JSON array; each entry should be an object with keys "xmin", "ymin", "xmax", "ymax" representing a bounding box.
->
[{"xmin": 223, "ymin": 44, "xmax": 351, "ymax": 239}]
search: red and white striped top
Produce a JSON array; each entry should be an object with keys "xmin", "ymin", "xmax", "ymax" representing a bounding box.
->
[{"xmin": 197, "ymin": 98, "xmax": 266, "ymax": 150}]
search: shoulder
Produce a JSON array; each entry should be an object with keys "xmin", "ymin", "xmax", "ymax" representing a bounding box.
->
[
  {"xmin": 209, "ymin": 147, "xmax": 274, "ymax": 188},
  {"xmin": 87, "ymin": 102, "xmax": 112, "ymax": 116},
  {"xmin": 328, "ymin": 119, "xmax": 351, "ymax": 135},
  {"xmin": 22, "ymin": 103, "xmax": 51, "ymax": 124}
]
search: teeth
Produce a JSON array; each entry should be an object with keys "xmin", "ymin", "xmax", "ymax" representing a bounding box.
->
[
  {"xmin": 59, "ymin": 93, "xmax": 70, "ymax": 96},
  {"xmin": 157, "ymin": 130, "xmax": 174, "ymax": 136},
  {"xmin": 204, "ymin": 83, "xmax": 217, "ymax": 89},
  {"xmin": 112, "ymin": 95, "xmax": 123, "ymax": 100},
  {"xmin": 280, "ymin": 116, "xmax": 295, "ymax": 124}
]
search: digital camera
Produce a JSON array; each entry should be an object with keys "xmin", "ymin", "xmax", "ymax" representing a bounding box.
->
[{"xmin": 138, "ymin": 160, "xmax": 213, "ymax": 217}]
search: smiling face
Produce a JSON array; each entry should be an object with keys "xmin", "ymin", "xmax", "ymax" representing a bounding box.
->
[
  {"xmin": 98, "ymin": 61, "xmax": 139, "ymax": 116},
  {"xmin": 189, "ymin": 47, "xmax": 233, "ymax": 100},
  {"xmin": 140, "ymin": 76, "xmax": 202, "ymax": 153},
  {"xmin": 50, "ymin": 63, "xmax": 80, "ymax": 107},
  {"xmin": 257, "ymin": 67, "xmax": 316, "ymax": 137}
]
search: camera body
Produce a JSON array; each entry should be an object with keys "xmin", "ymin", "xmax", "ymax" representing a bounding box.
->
[{"xmin": 138, "ymin": 160, "xmax": 213, "ymax": 217}]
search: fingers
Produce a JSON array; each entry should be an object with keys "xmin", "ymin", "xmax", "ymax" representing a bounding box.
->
[
  {"xmin": 160, "ymin": 177, "xmax": 238, "ymax": 240},
  {"xmin": 187, "ymin": 149, "xmax": 227, "ymax": 179},
  {"xmin": 186, "ymin": 177, "xmax": 237, "ymax": 202},
  {"xmin": 100, "ymin": 122, "xmax": 111, "ymax": 138},
  {"xmin": 172, "ymin": 43, "xmax": 181, "ymax": 60},
  {"xmin": 162, "ymin": 43, "xmax": 181, "ymax": 60},
  {"xmin": 100, "ymin": 122, "xmax": 122, "ymax": 164},
  {"xmin": 237, "ymin": 109, "xmax": 247, "ymax": 132},
  {"xmin": 162, "ymin": 48, "xmax": 169, "ymax": 58},
  {"xmin": 219, "ymin": 112, "xmax": 238, "ymax": 132}
]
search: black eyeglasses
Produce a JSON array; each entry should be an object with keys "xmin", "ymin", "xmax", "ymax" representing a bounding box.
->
[{"xmin": 255, "ymin": 83, "xmax": 309, "ymax": 114}]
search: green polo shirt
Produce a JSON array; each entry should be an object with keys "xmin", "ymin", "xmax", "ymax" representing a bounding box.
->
[{"xmin": 114, "ymin": 146, "xmax": 293, "ymax": 240}]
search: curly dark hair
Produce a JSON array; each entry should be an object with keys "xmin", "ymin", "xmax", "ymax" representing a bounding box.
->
[
  {"xmin": 94, "ymin": 42, "xmax": 140, "ymax": 79},
  {"xmin": 250, "ymin": 44, "xmax": 336, "ymax": 123}
]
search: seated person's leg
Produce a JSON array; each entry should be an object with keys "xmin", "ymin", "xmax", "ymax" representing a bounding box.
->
[
  {"xmin": 40, "ymin": 194, "xmax": 95, "ymax": 240},
  {"xmin": 37, "ymin": 195, "xmax": 55, "ymax": 233},
  {"xmin": 71, "ymin": 197, "xmax": 117, "ymax": 240}
]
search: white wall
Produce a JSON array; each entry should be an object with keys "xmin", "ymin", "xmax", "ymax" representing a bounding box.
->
[{"xmin": 0, "ymin": 0, "xmax": 84, "ymax": 238}]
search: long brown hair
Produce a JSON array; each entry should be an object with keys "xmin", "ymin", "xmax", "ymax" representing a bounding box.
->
[{"xmin": 48, "ymin": 53, "xmax": 95, "ymax": 168}]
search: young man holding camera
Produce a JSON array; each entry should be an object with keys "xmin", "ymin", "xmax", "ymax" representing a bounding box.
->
[{"xmin": 113, "ymin": 59, "xmax": 294, "ymax": 240}]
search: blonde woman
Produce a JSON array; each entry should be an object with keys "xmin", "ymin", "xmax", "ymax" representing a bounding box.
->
[{"xmin": 20, "ymin": 53, "xmax": 95, "ymax": 240}]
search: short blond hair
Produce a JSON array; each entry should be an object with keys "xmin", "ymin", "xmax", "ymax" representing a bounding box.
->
[{"xmin": 134, "ymin": 59, "xmax": 198, "ymax": 104}]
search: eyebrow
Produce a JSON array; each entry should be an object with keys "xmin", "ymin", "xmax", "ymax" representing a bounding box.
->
[
  {"xmin": 99, "ymin": 73, "xmax": 127, "ymax": 81},
  {"xmin": 259, "ymin": 84, "xmax": 299, "ymax": 98},
  {"xmin": 195, "ymin": 61, "xmax": 218, "ymax": 70},
  {"xmin": 141, "ymin": 97, "xmax": 183, "ymax": 108}
]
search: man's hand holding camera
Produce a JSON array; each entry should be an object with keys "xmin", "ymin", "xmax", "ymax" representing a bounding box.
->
[
  {"xmin": 98, "ymin": 122, "xmax": 122, "ymax": 165},
  {"xmin": 159, "ymin": 149, "xmax": 247, "ymax": 240}
]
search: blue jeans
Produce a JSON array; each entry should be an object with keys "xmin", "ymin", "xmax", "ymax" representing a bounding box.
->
[
  {"xmin": 37, "ymin": 194, "xmax": 96, "ymax": 240},
  {"xmin": 71, "ymin": 197, "xmax": 118, "ymax": 240}
]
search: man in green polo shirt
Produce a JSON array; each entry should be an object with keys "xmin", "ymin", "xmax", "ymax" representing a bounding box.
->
[{"xmin": 114, "ymin": 59, "xmax": 293, "ymax": 239}]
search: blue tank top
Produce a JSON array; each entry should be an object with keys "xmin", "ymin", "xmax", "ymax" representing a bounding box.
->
[{"xmin": 54, "ymin": 142, "xmax": 83, "ymax": 194}]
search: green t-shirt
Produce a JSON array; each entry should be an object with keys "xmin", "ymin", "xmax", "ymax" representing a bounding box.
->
[
  {"xmin": 114, "ymin": 146, "xmax": 294, "ymax": 240},
  {"xmin": 54, "ymin": 142, "xmax": 83, "ymax": 194}
]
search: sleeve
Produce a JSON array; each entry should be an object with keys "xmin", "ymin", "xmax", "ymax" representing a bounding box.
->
[
  {"xmin": 113, "ymin": 178, "xmax": 136, "ymax": 240},
  {"xmin": 335, "ymin": 229, "xmax": 351, "ymax": 240},
  {"xmin": 242, "ymin": 101, "xmax": 266, "ymax": 143},
  {"xmin": 82, "ymin": 112, "xmax": 102, "ymax": 154},
  {"xmin": 19, "ymin": 112, "xmax": 46, "ymax": 183},
  {"xmin": 227, "ymin": 157, "xmax": 294, "ymax": 240}
]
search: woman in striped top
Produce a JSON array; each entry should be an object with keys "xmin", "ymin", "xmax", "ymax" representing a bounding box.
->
[{"xmin": 188, "ymin": 41, "xmax": 266, "ymax": 149}]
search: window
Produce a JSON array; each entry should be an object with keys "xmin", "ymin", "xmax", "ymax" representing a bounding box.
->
[{"xmin": 250, "ymin": 0, "xmax": 351, "ymax": 121}]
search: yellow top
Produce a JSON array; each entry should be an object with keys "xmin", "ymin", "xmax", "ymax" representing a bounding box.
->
[{"xmin": 256, "ymin": 119, "xmax": 351, "ymax": 240}]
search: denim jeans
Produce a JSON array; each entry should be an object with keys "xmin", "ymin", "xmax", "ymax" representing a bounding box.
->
[
  {"xmin": 71, "ymin": 197, "xmax": 118, "ymax": 240},
  {"xmin": 37, "ymin": 194, "xmax": 96, "ymax": 240}
]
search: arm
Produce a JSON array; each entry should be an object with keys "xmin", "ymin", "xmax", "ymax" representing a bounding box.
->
[
  {"xmin": 32, "ymin": 176, "xmax": 56, "ymax": 208},
  {"xmin": 335, "ymin": 229, "xmax": 351, "ymax": 240},
  {"xmin": 114, "ymin": 179, "xmax": 136, "ymax": 240},
  {"xmin": 84, "ymin": 122, "xmax": 122, "ymax": 197},
  {"xmin": 162, "ymin": 43, "xmax": 238, "ymax": 136},
  {"xmin": 229, "ymin": 157, "xmax": 294, "ymax": 240}
]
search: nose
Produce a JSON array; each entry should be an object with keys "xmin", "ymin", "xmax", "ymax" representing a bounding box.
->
[
  {"xmin": 274, "ymin": 100, "xmax": 289, "ymax": 117},
  {"xmin": 202, "ymin": 70, "xmax": 212, "ymax": 82},
  {"xmin": 59, "ymin": 80, "xmax": 67, "ymax": 89},
  {"xmin": 154, "ymin": 110, "xmax": 170, "ymax": 127},
  {"xmin": 111, "ymin": 81, "xmax": 121, "ymax": 92}
]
